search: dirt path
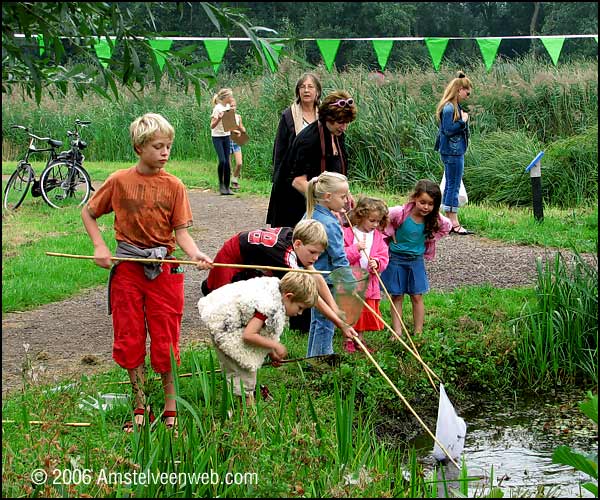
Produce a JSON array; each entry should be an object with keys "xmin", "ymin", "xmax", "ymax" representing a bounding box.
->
[{"xmin": 1, "ymin": 189, "xmax": 592, "ymax": 398}]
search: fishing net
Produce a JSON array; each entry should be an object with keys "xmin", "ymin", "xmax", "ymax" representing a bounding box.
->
[{"xmin": 330, "ymin": 266, "xmax": 370, "ymax": 326}]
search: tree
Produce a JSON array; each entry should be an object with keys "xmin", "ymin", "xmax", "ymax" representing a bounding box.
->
[{"xmin": 2, "ymin": 2, "xmax": 278, "ymax": 104}]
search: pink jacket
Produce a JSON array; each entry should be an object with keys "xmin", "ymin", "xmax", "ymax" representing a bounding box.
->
[
  {"xmin": 343, "ymin": 226, "xmax": 389, "ymax": 300},
  {"xmin": 383, "ymin": 203, "xmax": 452, "ymax": 261}
]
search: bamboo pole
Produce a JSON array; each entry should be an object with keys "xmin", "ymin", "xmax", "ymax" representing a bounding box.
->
[
  {"xmin": 2, "ymin": 419, "xmax": 91, "ymax": 427},
  {"xmin": 342, "ymin": 213, "xmax": 437, "ymax": 391},
  {"xmin": 45, "ymin": 252, "xmax": 329, "ymax": 275},
  {"xmin": 355, "ymin": 294, "xmax": 440, "ymax": 383},
  {"xmin": 351, "ymin": 335, "xmax": 459, "ymax": 469}
]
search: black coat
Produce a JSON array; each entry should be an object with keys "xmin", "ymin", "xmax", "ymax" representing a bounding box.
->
[{"xmin": 266, "ymin": 118, "xmax": 348, "ymax": 228}]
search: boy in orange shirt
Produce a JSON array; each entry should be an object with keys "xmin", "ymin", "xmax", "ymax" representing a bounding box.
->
[{"xmin": 81, "ymin": 113, "xmax": 212, "ymax": 432}]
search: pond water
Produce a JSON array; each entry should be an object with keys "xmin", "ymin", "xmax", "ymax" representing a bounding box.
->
[{"xmin": 411, "ymin": 390, "xmax": 597, "ymax": 498}]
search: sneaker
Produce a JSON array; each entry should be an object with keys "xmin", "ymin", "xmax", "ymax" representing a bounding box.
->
[{"xmin": 343, "ymin": 340, "xmax": 356, "ymax": 353}]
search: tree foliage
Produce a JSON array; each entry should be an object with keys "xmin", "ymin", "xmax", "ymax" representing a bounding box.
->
[{"xmin": 2, "ymin": 2, "xmax": 277, "ymax": 104}]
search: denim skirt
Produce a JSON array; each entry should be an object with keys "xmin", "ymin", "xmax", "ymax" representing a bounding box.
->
[{"xmin": 380, "ymin": 252, "xmax": 429, "ymax": 296}]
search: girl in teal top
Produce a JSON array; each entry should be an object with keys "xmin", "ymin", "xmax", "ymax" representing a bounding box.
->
[{"xmin": 381, "ymin": 179, "xmax": 452, "ymax": 336}]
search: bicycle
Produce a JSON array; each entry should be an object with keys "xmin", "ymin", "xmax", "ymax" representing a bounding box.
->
[
  {"xmin": 3, "ymin": 125, "xmax": 63, "ymax": 210},
  {"xmin": 38, "ymin": 119, "xmax": 93, "ymax": 209}
]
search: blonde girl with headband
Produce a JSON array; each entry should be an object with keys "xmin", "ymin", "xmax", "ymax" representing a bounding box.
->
[
  {"xmin": 434, "ymin": 71, "xmax": 473, "ymax": 234},
  {"xmin": 210, "ymin": 88, "xmax": 235, "ymax": 195},
  {"xmin": 303, "ymin": 171, "xmax": 357, "ymax": 357}
]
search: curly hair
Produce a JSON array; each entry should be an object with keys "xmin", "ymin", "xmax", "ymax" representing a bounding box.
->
[
  {"xmin": 318, "ymin": 90, "xmax": 357, "ymax": 124},
  {"xmin": 348, "ymin": 197, "xmax": 389, "ymax": 231}
]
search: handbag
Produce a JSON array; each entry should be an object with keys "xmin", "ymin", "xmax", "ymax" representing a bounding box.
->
[{"xmin": 440, "ymin": 172, "xmax": 468, "ymax": 207}]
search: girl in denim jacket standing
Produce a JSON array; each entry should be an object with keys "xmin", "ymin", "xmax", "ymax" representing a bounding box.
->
[
  {"xmin": 434, "ymin": 71, "xmax": 473, "ymax": 235},
  {"xmin": 303, "ymin": 171, "xmax": 357, "ymax": 356}
]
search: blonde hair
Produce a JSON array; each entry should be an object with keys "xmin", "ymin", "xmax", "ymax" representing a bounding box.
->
[
  {"xmin": 292, "ymin": 219, "xmax": 328, "ymax": 249},
  {"xmin": 212, "ymin": 88, "xmax": 233, "ymax": 106},
  {"xmin": 435, "ymin": 71, "xmax": 472, "ymax": 122},
  {"xmin": 348, "ymin": 197, "xmax": 389, "ymax": 231},
  {"xmin": 279, "ymin": 272, "xmax": 319, "ymax": 308},
  {"xmin": 129, "ymin": 113, "xmax": 175, "ymax": 151},
  {"xmin": 305, "ymin": 171, "xmax": 349, "ymax": 218}
]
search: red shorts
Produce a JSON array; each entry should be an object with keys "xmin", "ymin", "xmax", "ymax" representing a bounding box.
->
[
  {"xmin": 110, "ymin": 261, "xmax": 184, "ymax": 373},
  {"xmin": 205, "ymin": 234, "xmax": 245, "ymax": 292}
]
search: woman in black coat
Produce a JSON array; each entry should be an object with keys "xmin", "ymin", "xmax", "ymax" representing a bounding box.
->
[{"xmin": 266, "ymin": 73, "xmax": 321, "ymax": 227}]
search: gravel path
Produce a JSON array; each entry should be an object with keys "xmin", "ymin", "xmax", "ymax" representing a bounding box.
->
[{"xmin": 1, "ymin": 189, "xmax": 594, "ymax": 398}]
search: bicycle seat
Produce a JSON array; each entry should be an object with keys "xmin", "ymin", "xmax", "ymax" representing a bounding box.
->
[{"xmin": 49, "ymin": 139, "xmax": 63, "ymax": 148}]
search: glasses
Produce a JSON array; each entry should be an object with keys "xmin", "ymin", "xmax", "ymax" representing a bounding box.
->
[{"xmin": 331, "ymin": 98, "xmax": 354, "ymax": 108}]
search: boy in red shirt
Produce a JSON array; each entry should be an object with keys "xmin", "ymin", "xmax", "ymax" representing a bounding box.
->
[{"xmin": 81, "ymin": 113, "xmax": 212, "ymax": 432}]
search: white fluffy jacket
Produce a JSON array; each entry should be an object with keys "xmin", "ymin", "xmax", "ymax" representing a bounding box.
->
[{"xmin": 197, "ymin": 277, "xmax": 287, "ymax": 371}]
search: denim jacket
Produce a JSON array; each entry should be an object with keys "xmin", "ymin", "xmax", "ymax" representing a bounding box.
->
[
  {"xmin": 434, "ymin": 102, "xmax": 469, "ymax": 156},
  {"xmin": 307, "ymin": 205, "xmax": 349, "ymax": 284}
]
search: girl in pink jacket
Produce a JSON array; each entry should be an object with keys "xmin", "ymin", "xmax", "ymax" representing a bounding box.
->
[
  {"xmin": 343, "ymin": 197, "xmax": 390, "ymax": 353},
  {"xmin": 381, "ymin": 180, "xmax": 452, "ymax": 337}
]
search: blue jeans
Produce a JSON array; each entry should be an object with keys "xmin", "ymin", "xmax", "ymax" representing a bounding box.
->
[
  {"xmin": 212, "ymin": 136, "xmax": 231, "ymax": 186},
  {"xmin": 307, "ymin": 298, "xmax": 335, "ymax": 357},
  {"xmin": 440, "ymin": 154, "xmax": 464, "ymax": 213}
]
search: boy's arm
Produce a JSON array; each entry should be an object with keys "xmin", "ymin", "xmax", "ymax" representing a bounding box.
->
[
  {"xmin": 242, "ymin": 316, "xmax": 287, "ymax": 361},
  {"xmin": 81, "ymin": 206, "xmax": 112, "ymax": 269},
  {"xmin": 175, "ymin": 228, "xmax": 213, "ymax": 270}
]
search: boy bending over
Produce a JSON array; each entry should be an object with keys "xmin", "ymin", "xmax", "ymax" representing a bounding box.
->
[{"xmin": 198, "ymin": 273, "xmax": 319, "ymax": 406}]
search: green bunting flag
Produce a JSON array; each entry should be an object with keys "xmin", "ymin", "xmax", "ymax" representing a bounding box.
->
[
  {"xmin": 203, "ymin": 39, "xmax": 229, "ymax": 73},
  {"xmin": 260, "ymin": 40, "xmax": 284, "ymax": 72},
  {"xmin": 94, "ymin": 39, "xmax": 113, "ymax": 68},
  {"xmin": 476, "ymin": 38, "xmax": 502, "ymax": 71},
  {"xmin": 316, "ymin": 39, "xmax": 341, "ymax": 72},
  {"xmin": 540, "ymin": 37, "xmax": 566, "ymax": 66},
  {"xmin": 37, "ymin": 35, "xmax": 44, "ymax": 56},
  {"xmin": 148, "ymin": 39, "xmax": 173, "ymax": 71},
  {"xmin": 425, "ymin": 38, "xmax": 449, "ymax": 71},
  {"xmin": 372, "ymin": 40, "xmax": 394, "ymax": 71}
]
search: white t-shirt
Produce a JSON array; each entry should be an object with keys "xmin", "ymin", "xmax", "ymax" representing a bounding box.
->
[
  {"xmin": 211, "ymin": 103, "xmax": 231, "ymax": 137},
  {"xmin": 352, "ymin": 227, "xmax": 374, "ymax": 269}
]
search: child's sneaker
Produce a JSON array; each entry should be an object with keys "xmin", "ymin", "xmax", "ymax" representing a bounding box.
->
[{"xmin": 343, "ymin": 340, "xmax": 357, "ymax": 353}]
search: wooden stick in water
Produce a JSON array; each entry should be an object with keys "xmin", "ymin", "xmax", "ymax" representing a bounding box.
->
[{"xmin": 45, "ymin": 252, "xmax": 329, "ymax": 275}]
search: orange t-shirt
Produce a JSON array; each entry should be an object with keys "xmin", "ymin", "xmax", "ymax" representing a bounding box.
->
[{"xmin": 87, "ymin": 167, "xmax": 193, "ymax": 255}]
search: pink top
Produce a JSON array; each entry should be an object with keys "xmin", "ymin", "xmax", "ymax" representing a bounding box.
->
[
  {"xmin": 343, "ymin": 226, "xmax": 389, "ymax": 300},
  {"xmin": 383, "ymin": 203, "xmax": 452, "ymax": 261}
]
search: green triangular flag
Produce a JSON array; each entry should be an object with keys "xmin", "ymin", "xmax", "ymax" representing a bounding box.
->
[
  {"xmin": 372, "ymin": 40, "xmax": 394, "ymax": 71},
  {"xmin": 425, "ymin": 38, "xmax": 449, "ymax": 71},
  {"xmin": 260, "ymin": 40, "xmax": 284, "ymax": 73},
  {"xmin": 94, "ymin": 38, "xmax": 113, "ymax": 68},
  {"xmin": 476, "ymin": 38, "xmax": 502, "ymax": 71},
  {"xmin": 203, "ymin": 39, "xmax": 229, "ymax": 73},
  {"xmin": 540, "ymin": 37, "xmax": 565, "ymax": 66},
  {"xmin": 37, "ymin": 35, "xmax": 44, "ymax": 56},
  {"xmin": 148, "ymin": 39, "xmax": 173, "ymax": 71},
  {"xmin": 316, "ymin": 39, "xmax": 341, "ymax": 72},
  {"xmin": 595, "ymin": 37, "xmax": 598, "ymax": 43}
]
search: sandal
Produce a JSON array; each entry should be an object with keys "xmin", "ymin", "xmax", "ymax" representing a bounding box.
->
[
  {"xmin": 231, "ymin": 181, "xmax": 240, "ymax": 190},
  {"xmin": 450, "ymin": 225, "xmax": 474, "ymax": 235},
  {"xmin": 162, "ymin": 410, "xmax": 178, "ymax": 430},
  {"xmin": 122, "ymin": 407, "xmax": 155, "ymax": 433}
]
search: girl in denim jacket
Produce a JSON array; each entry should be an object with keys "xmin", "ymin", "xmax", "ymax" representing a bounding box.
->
[
  {"xmin": 303, "ymin": 171, "xmax": 357, "ymax": 356},
  {"xmin": 434, "ymin": 71, "xmax": 473, "ymax": 235},
  {"xmin": 381, "ymin": 180, "xmax": 452, "ymax": 337}
]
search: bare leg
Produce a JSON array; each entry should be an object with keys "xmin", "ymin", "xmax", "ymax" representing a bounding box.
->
[
  {"xmin": 126, "ymin": 365, "xmax": 146, "ymax": 432},
  {"xmin": 161, "ymin": 371, "xmax": 177, "ymax": 428},
  {"xmin": 410, "ymin": 294, "xmax": 425, "ymax": 334},
  {"xmin": 390, "ymin": 295, "xmax": 404, "ymax": 338},
  {"xmin": 445, "ymin": 211, "xmax": 459, "ymax": 227},
  {"xmin": 232, "ymin": 150, "xmax": 242, "ymax": 179}
]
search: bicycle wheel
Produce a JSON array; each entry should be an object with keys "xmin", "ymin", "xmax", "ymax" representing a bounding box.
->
[
  {"xmin": 3, "ymin": 162, "xmax": 33, "ymax": 210},
  {"xmin": 39, "ymin": 160, "xmax": 92, "ymax": 209}
]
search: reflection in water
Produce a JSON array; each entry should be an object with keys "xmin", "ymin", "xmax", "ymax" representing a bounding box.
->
[{"xmin": 412, "ymin": 392, "xmax": 597, "ymax": 498}]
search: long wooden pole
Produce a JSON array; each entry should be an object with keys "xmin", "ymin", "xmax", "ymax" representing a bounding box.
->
[
  {"xmin": 342, "ymin": 214, "xmax": 437, "ymax": 391},
  {"xmin": 351, "ymin": 334, "xmax": 459, "ymax": 469},
  {"xmin": 45, "ymin": 252, "xmax": 329, "ymax": 275},
  {"xmin": 2, "ymin": 419, "xmax": 91, "ymax": 427}
]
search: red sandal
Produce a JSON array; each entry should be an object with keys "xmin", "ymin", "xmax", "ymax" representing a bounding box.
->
[
  {"xmin": 122, "ymin": 407, "xmax": 155, "ymax": 432},
  {"xmin": 162, "ymin": 410, "xmax": 178, "ymax": 429}
]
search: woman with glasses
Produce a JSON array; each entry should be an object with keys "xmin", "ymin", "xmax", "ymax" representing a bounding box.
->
[
  {"xmin": 266, "ymin": 73, "xmax": 322, "ymax": 228},
  {"xmin": 286, "ymin": 90, "xmax": 357, "ymax": 228},
  {"xmin": 434, "ymin": 71, "xmax": 474, "ymax": 235}
]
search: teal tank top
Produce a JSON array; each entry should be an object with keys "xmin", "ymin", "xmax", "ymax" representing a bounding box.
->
[{"xmin": 389, "ymin": 217, "xmax": 426, "ymax": 256}]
